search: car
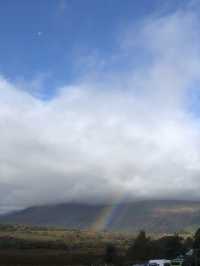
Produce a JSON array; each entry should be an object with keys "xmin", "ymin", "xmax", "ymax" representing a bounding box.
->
[
  {"xmin": 171, "ymin": 258, "xmax": 184, "ymax": 266},
  {"xmin": 148, "ymin": 259, "xmax": 171, "ymax": 266}
]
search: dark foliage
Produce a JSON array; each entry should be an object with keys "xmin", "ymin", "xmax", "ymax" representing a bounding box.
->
[
  {"xmin": 127, "ymin": 230, "xmax": 153, "ymax": 262},
  {"xmin": 105, "ymin": 243, "xmax": 118, "ymax": 263},
  {"xmin": 127, "ymin": 231, "xmax": 192, "ymax": 263}
]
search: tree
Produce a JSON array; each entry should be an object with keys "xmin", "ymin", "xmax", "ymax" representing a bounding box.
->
[
  {"xmin": 104, "ymin": 243, "xmax": 118, "ymax": 264},
  {"xmin": 165, "ymin": 234, "xmax": 184, "ymax": 259},
  {"xmin": 192, "ymin": 228, "xmax": 200, "ymax": 266},
  {"xmin": 184, "ymin": 237, "xmax": 193, "ymax": 252},
  {"xmin": 127, "ymin": 230, "xmax": 152, "ymax": 262},
  {"xmin": 155, "ymin": 234, "xmax": 184, "ymax": 259},
  {"xmin": 194, "ymin": 228, "xmax": 200, "ymax": 250}
]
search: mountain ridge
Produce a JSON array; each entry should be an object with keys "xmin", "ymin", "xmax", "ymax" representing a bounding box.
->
[{"xmin": 1, "ymin": 200, "xmax": 200, "ymax": 233}]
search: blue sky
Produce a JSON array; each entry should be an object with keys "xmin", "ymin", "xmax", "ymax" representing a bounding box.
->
[{"xmin": 0, "ymin": 0, "xmax": 189, "ymax": 97}]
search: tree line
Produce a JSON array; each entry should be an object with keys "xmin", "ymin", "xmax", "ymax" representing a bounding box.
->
[{"xmin": 104, "ymin": 229, "xmax": 200, "ymax": 265}]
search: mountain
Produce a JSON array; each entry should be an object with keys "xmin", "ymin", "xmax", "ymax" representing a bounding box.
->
[{"xmin": 0, "ymin": 200, "xmax": 200, "ymax": 233}]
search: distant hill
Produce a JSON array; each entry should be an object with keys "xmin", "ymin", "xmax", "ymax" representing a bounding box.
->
[{"xmin": 1, "ymin": 200, "xmax": 200, "ymax": 233}]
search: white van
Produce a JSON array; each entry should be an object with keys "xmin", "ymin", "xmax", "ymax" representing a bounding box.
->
[{"xmin": 148, "ymin": 259, "xmax": 171, "ymax": 266}]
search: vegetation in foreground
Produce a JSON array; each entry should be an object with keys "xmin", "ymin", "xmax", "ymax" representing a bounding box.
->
[{"xmin": 0, "ymin": 224, "xmax": 198, "ymax": 265}]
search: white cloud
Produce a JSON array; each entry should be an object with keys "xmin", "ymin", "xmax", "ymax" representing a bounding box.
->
[{"xmin": 1, "ymin": 7, "xmax": 200, "ymax": 211}]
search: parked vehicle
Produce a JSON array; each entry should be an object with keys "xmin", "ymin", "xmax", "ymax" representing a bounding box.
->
[
  {"xmin": 148, "ymin": 259, "xmax": 171, "ymax": 266},
  {"xmin": 171, "ymin": 257, "xmax": 184, "ymax": 266}
]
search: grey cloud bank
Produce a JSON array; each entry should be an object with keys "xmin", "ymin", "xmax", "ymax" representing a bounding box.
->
[{"xmin": 1, "ymin": 8, "xmax": 200, "ymax": 212}]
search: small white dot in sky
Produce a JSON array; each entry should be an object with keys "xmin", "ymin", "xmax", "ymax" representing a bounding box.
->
[{"xmin": 37, "ymin": 32, "xmax": 42, "ymax": 37}]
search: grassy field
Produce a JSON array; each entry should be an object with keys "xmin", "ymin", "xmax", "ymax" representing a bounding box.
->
[
  {"xmin": 0, "ymin": 224, "xmax": 194, "ymax": 265},
  {"xmin": 0, "ymin": 224, "xmax": 135, "ymax": 249},
  {"xmin": 0, "ymin": 224, "xmax": 136, "ymax": 265}
]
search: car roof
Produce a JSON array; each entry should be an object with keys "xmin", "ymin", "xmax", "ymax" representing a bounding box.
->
[{"xmin": 149, "ymin": 260, "xmax": 171, "ymax": 263}]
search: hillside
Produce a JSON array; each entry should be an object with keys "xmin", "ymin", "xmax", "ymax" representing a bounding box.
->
[{"xmin": 1, "ymin": 200, "xmax": 200, "ymax": 233}]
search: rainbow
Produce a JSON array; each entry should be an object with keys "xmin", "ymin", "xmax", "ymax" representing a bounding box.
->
[{"xmin": 91, "ymin": 194, "xmax": 128, "ymax": 231}]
